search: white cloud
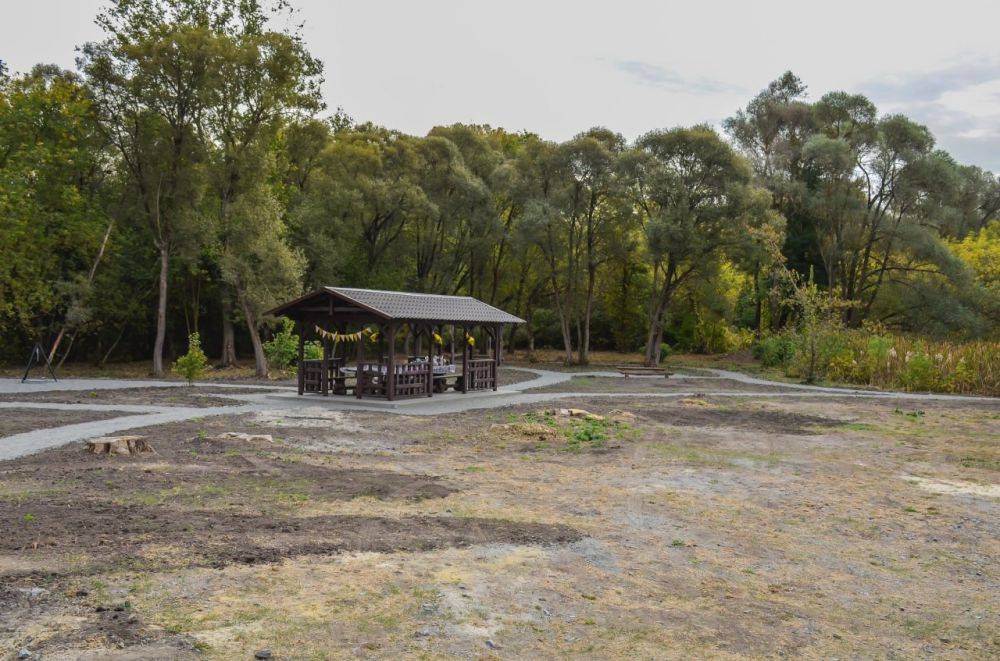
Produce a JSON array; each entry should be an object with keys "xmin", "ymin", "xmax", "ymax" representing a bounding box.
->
[{"xmin": 611, "ymin": 60, "xmax": 745, "ymax": 95}]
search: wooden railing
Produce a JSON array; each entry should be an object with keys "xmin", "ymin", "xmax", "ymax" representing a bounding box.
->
[
  {"xmin": 463, "ymin": 358, "xmax": 496, "ymax": 392},
  {"xmin": 300, "ymin": 358, "xmax": 343, "ymax": 394},
  {"xmin": 393, "ymin": 362, "xmax": 433, "ymax": 398},
  {"xmin": 355, "ymin": 362, "xmax": 432, "ymax": 400}
]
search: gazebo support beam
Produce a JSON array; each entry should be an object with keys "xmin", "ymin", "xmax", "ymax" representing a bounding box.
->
[
  {"xmin": 386, "ymin": 322, "xmax": 396, "ymax": 401},
  {"xmin": 321, "ymin": 328, "xmax": 330, "ymax": 396},
  {"xmin": 493, "ymin": 323, "xmax": 501, "ymax": 391},
  {"xmin": 296, "ymin": 318, "xmax": 305, "ymax": 396}
]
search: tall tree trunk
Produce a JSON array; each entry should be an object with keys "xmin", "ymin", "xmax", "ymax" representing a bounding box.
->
[
  {"xmin": 579, "ymin": 266, "xmax": 596, "ymax": 365},
  {"xmin": 551, "ymin": 284, "xmax": 574, "ymax": 364},
  {"xmin": 752, "ymin": 261, "xmax": 763, "ymax": 336},
  {"xmin": 238, "ymin": 293, "xmax": 268, "ymax": 378},
  {"xmin": 152, "ymin": 245, "xmax": 170, "ymax": 377},
  {"xmin": 643, "ymin": 317, "xmax": 661, "ymax": 366},
  {"xmin": 219, "ymin": 291, "xmax": 237, "ymax": 367},
  {"xmin": 643, "ymin": 265, "xmax": 676, "ymax": 366},
  {"xmin": 49, "ymin": 219, "xmax": 114, "ymax": 363}
]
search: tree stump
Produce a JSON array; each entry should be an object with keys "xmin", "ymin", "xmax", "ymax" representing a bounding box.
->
[{"xmin": 86, "ymin": 436, "xmax": 155, "ymax": 456}]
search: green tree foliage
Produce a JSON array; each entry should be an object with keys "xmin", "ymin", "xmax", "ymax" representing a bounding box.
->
[
  {"xmin": 0, "ymin": 65, "xmax": 110, "ymax": 355},
  {"xmin": 626, "ymin": 125, "xmax": 784, "ymax": 364},
  {"xmin": 3, "ymin": 2, "xmax": 998, "ymax": 374},
  {"xmin": 725, "ymin": 72, "xmax": 1000, "ymax": 334}
]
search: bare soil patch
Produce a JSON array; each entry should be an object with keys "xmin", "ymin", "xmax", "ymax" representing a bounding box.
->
[
  {"xmin": 0, "ymin": 415, "xmax": 578, "ymax": 582},
  {"xmin": 2, "ymin": 416, "xmax": 455, "ymax": 509},
  {"xmin": 0, "ymin": 385, "xmax": 280, "ymax": 408},
  {"xmin": 0, "ymin": 407, "xmax": 124, "ymax": 437},
  {"xmin": 0, "ymin": 498, "xmax": 578, "ymax": 577},
  {"xmin": 623, "ymin": 398, "xmax": 844, "ymax": 434}
]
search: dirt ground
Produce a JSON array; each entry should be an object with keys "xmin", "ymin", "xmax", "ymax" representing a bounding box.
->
[
  {"xmin": 0, "ymin": 379, "xmax": 997, "ymax": 659},
  {"xmin": 0, "ymin": 408, "xmax": 125, "ymax": 437}
]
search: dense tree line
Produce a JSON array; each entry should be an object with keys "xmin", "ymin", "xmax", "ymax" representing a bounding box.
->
[{"xmin": 2, "ymin": 1, "xmax": 998, "ymax": 374}]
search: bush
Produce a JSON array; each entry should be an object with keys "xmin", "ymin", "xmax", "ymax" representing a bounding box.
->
[
  {"xmin": 263, "ymin": 318, "xmax": 298, "ymax": 370},
  {"xmin": 172, "ymin": 332, "xmax": 209, "ymax": 385},
  {"xmin": 899, "ymin": 350, "xmax": 939, "ymax": 391},
  {"xmin": 264, "ymin": 318, "xmax": 321, "ymax": 371},
  {"xmin": 659, "ymin": 342, "xmax": 671, "ymax": 362},
  {"xmin": 753, "ymin": 334, "xmax": 795, "ymax": 367}
]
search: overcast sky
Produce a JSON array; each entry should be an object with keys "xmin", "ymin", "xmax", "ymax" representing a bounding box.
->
[{"xmin": 3, "ymin": 0, "xmax": 999, "ymax": 170}]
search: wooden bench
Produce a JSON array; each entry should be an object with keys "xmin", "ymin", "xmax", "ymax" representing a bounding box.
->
[{"xmin": 615, "ymin": 365, "xmax": 672, "ymax": 378}]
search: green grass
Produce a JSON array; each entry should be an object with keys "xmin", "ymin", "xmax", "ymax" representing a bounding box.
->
[{"xmin": 843, "ymin": 422, "xmax": 878, "ymax": 431}]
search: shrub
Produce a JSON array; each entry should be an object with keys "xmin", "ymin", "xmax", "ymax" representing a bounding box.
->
[
  {"xmin": 172, "ymin": 332, "xmax": 209, "ymax": 385},
  {"xmin": 753, "ymin": 334, "xmax": 795, "ymax": 367},
  {"xmin": 899, "ymin": 350, "xmax": 939, "ymax": 392},
  {"xmin": 659, "ymin": 342, "xmax": 671, "ymax": 362},
  {"xmin": 264, "ymin": 318, "xmax": 321, "ymax": 371}
]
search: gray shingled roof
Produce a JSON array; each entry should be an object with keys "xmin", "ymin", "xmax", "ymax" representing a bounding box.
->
[
  {"xmin": 268, "ymin": 287, "xmax": 524, "ymax": 324},
  {"xmin": 329, "ymin": 288, "xmax": 524, "ymax": 324}
]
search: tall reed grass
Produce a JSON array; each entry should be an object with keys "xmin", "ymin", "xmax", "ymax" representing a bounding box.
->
[{"xmin": 755, "ymin": 330, "xmax": 1000, "ymax": 396}]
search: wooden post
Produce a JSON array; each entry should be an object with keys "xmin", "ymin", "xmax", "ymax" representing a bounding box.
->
[
  {"xmin": 450, "ymin": 324, "xmax": 455, "ymax": 365},
  {"xmin": 321, "ymin": 329, "xmax": 330, "ymax": 396},
  {"xmin": 296, "ymin": 318, "xmax": 305, "ymax": 396},
  {"xmin": 493, "ymin": 324, "xmax": 501, "ymax": 390},
  {"xmin": 461, "ymin": 325, "xmax": 468, "ymax": 393},
  {"xmin": 356, "ymin": 327, "xmax": 367, "ymax": 401},
  {"xmin": 387, "ymin": 322, "xmax": 396, "ymax": 401},
  {"xmin": 423, "ymin": 323, "xmax": 433, "ymax": 397},
  {"xmin": 498, "ymin": 323, "xmax": 504, "ymax": 365}
]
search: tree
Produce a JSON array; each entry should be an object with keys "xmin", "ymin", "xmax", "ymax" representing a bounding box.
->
[
  {"xmin": 202, "ymin": 0, "xmax": 322, "ymax": 376},
  {"xmin": 80, "ymin": 0, "xmax": 217, "ymax": 375},
  {"xmin": 0, "ymin": 65, "xmax": 111, "ymax": 360},
  {"xmin": 516, "ymin": 138, "xmax": 579, "ymax": 363},
  {"xmin": 407, "ymin": 133, "xmax": 491, "ymax": 293},
  {"xmin": 627, "ymin": 125, "xmax": 783, "ymax": 365},
  {"xmin": 294, "ymin": 125, "xmax": 430, "ymax": 287},
  {"xmin": 556, "ymin": 127, "xmax": 626, "ymax": 363},
  {"xmin": 726, "ymin": 73, "xmax": 990, "ymax": 334},
  {"xmin": 218, "ymin": 187, "xmax": 305, "ymax": 378}
]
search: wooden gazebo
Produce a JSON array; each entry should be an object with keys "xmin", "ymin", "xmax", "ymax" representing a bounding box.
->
[{"xmin": 267, "ymin": 288, "xmax": 524, "ymax": 401}]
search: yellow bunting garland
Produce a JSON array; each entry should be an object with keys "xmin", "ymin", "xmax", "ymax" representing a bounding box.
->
[
  {"xmin": 315, "ymin": 326, "xmax": 374, "ymax": 344},
  {"xmin": 465, "ymin": 333, "xmax": 475, "ymax": 347},
  {"xmin": 433, "ymin": 332, "xmax": 444, "ymax": 346}
]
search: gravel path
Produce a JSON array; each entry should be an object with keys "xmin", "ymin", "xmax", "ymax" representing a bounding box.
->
[{"xmin": 1, "ymin": 367, "xmax": 996, "ymax": 460}]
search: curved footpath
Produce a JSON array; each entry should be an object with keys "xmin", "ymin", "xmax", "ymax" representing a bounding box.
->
[{"xmin": 0, "ymin": 368, "xmax": 996, "ymax": 460}]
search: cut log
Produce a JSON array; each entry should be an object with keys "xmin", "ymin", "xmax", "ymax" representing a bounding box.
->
[{"xmin": 87, "ymin": 436, "xmax": 155, "ymax": 456}]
